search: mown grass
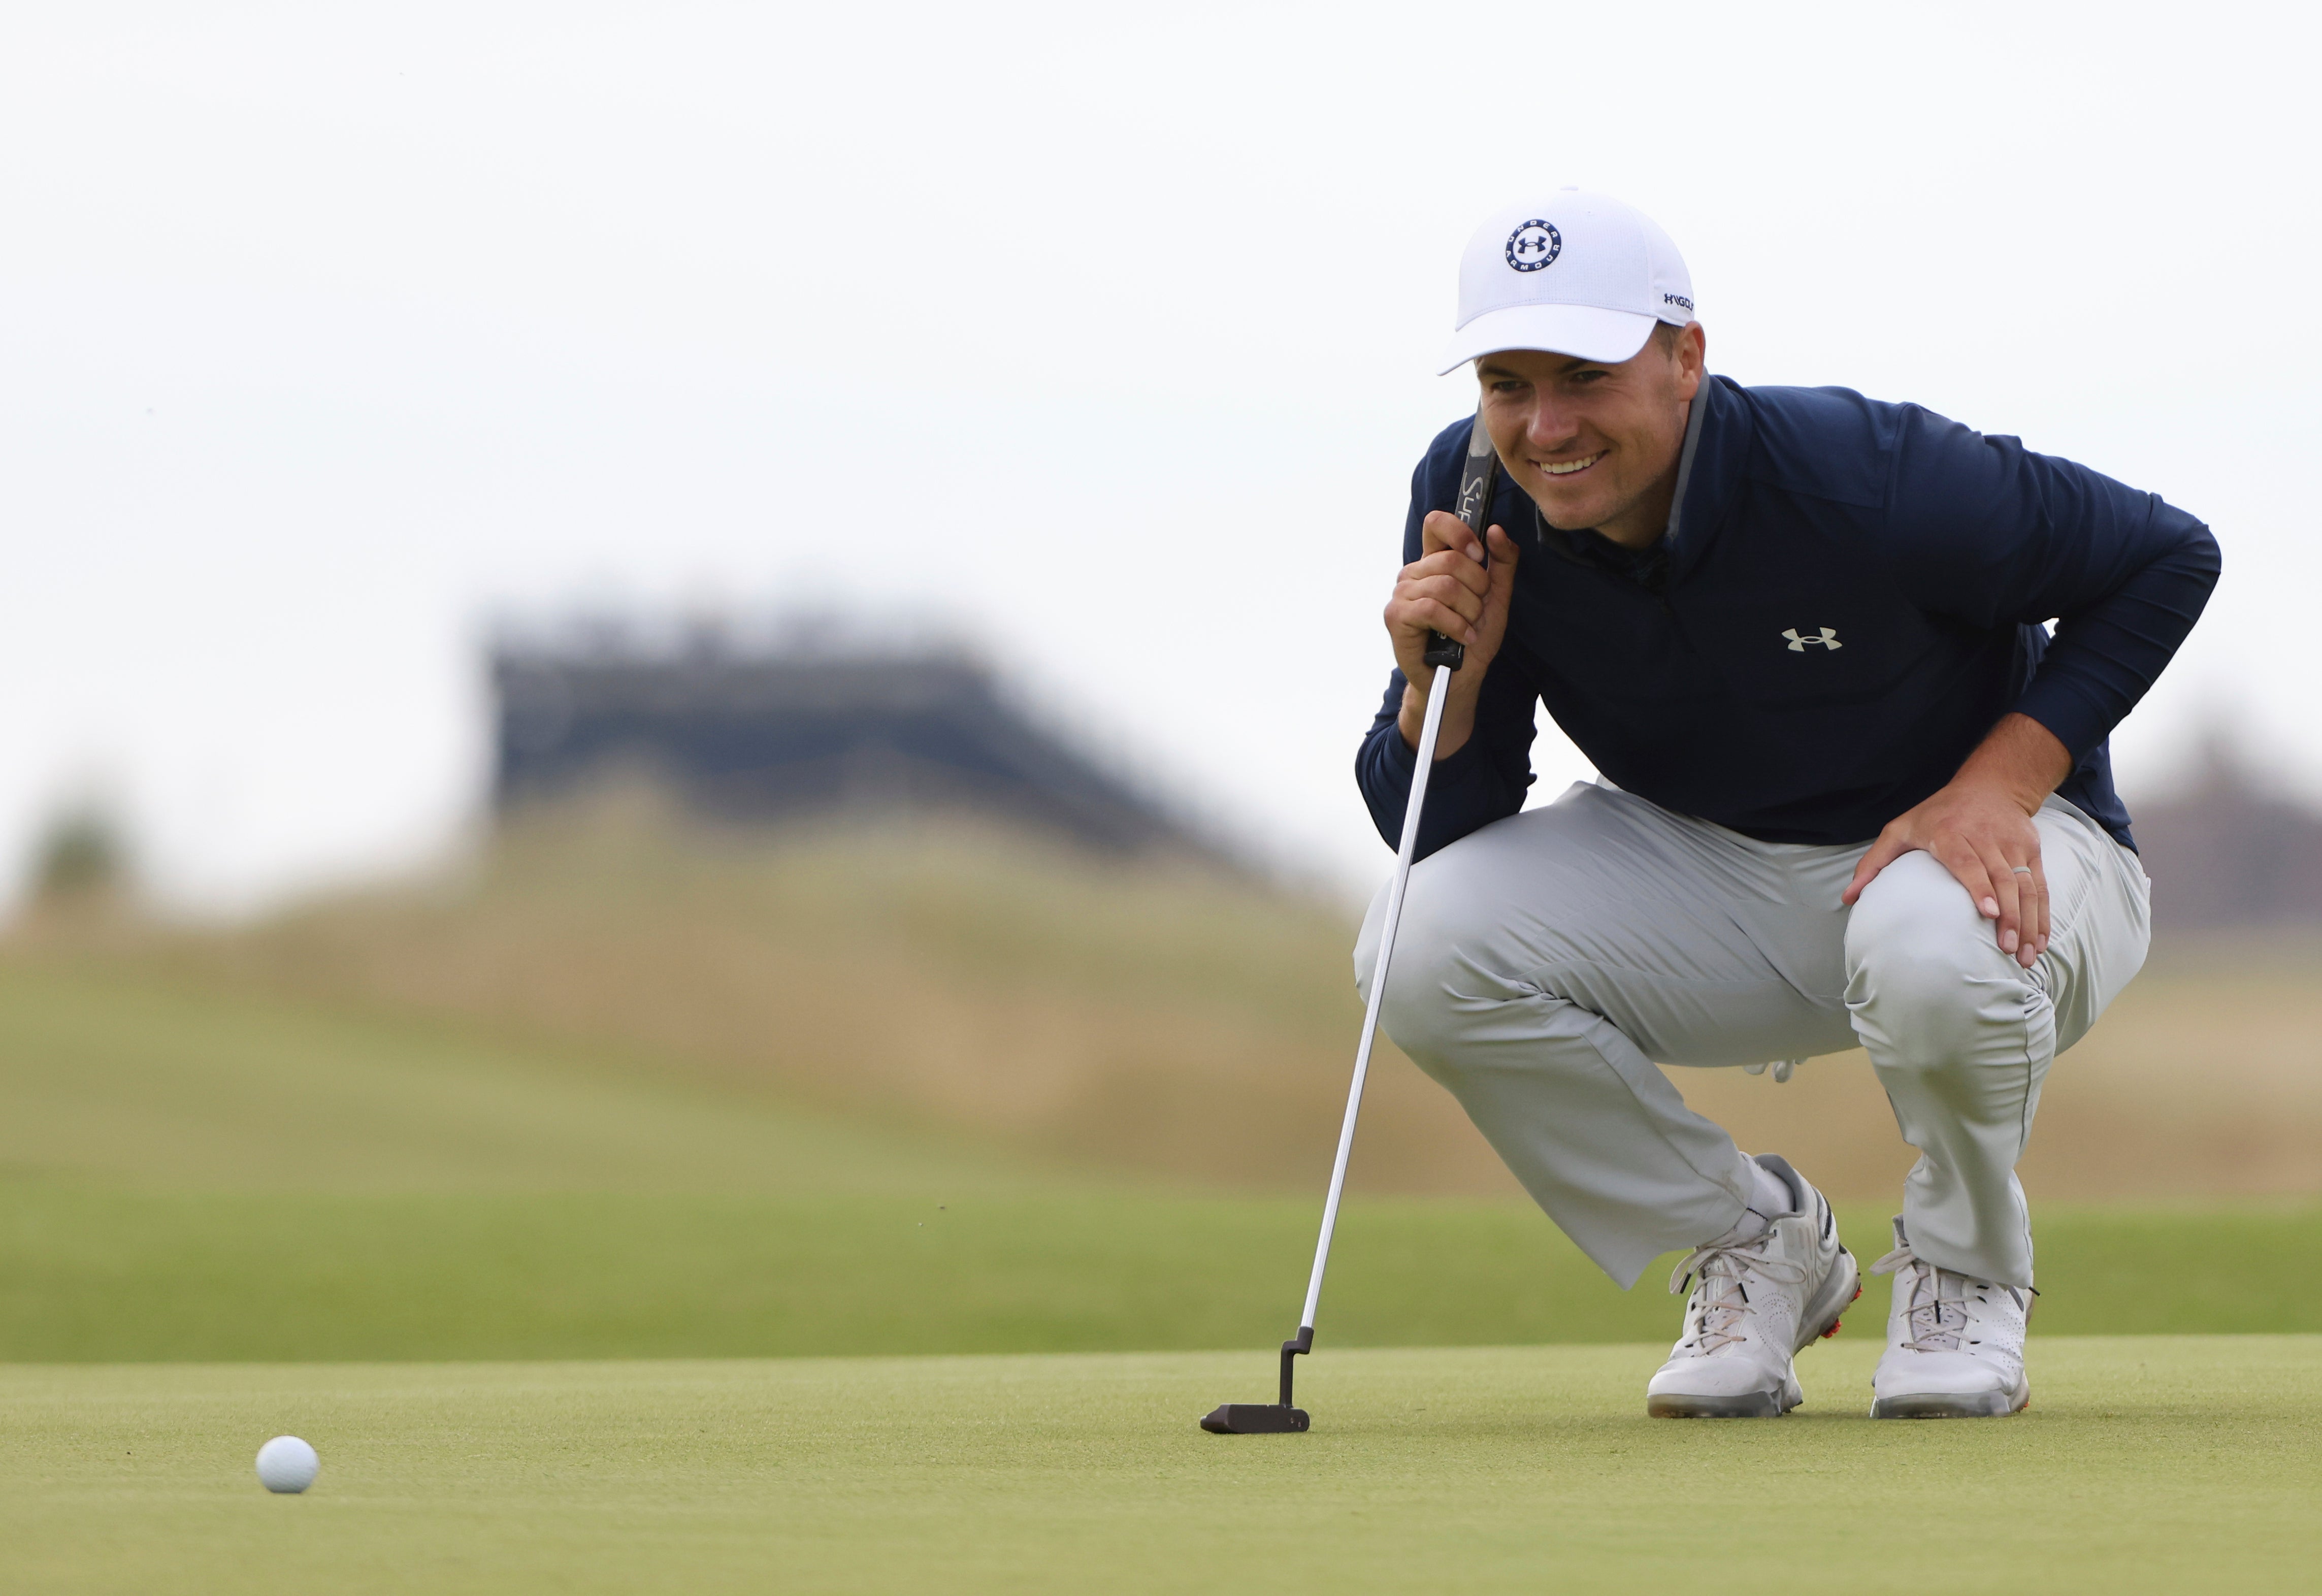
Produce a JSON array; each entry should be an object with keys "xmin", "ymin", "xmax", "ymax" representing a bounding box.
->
[
  {"xmin": 4, "ymin": 1339, "xmax": 2318, "ymax": 1594},
  {"xmin": 4, "ymin": 1183, "xmax": 2318, "ymax": 1361}
]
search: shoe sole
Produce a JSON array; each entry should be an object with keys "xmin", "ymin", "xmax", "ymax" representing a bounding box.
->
[
  {"xmin": 1645, "ymin": 1245, "xmax": 1860, "ymax": 1420},
  {"xmin": 1870, "ymin": 1377, "xmax": 2031, "ymax": 1420},
  {"xmin": 1795, "ymin": 1245, "xmax": 1861, "ymax": 1354},
  {"xmin": 1646, "ymin": 1389, "xmax": 1791, "ymax": 1419}
]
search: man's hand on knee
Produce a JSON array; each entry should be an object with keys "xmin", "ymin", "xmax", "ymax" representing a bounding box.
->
[{"xmin": 1842, "ymin": 713, "xmax": 2074, "ymax": 969}]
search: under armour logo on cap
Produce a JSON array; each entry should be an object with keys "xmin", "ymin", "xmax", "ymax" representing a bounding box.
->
[
  {"xmin": 1783, "ymin": 628, "xmax": 1843, "ymax": 652},
  {"xmin": 1505, "ymin": 220, "xmax": 1561, "ymax": 272}
]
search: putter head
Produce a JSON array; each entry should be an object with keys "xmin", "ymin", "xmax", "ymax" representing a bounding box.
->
[{"xmin": 1199, "ymin": 1403, "xmax": 1310, "ymax": 1435}]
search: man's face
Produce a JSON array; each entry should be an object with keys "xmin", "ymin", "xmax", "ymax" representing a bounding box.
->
[{"xmin": 1476, "ymin": 324, "xmax": 1705, "ymax": 543}]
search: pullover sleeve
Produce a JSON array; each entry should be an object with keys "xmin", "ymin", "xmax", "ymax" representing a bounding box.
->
[
  {"xmin": 1885, "ymin": 410, "xmax": 2222, "ymax": 761},
  {"xmin": 1353, "ymin": 445, "xmax": 1540, "ymax": 859}
]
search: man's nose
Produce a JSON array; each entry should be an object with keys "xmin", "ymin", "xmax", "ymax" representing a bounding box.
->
[{"xmin": 1524, "ymin": 398, "xmax": 1583, "ymax": 452}]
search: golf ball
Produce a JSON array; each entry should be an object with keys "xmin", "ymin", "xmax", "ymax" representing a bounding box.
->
[{"xmin": 255, "ymin": 1436, "xmax": 319, "ymax": 1493}]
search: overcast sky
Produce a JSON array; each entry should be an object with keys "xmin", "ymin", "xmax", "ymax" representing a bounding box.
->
[{"xmin": 3, "ymin": 1, "xmax": 2313, "ymax": 909}]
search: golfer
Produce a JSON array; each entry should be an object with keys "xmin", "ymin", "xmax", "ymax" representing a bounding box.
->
[{"xmin": 1357, "ymin": 191, "xmax": 2219, "ymax": 1418}]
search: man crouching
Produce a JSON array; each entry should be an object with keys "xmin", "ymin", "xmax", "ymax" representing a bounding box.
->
[{"xmin": 1355, "ymin": 191, "xmax": 2218, "ymax": 1417}]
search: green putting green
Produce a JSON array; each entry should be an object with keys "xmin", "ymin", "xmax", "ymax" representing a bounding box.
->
[{"xmin": 4, "ymin": 1337, "xmax": 2318, "ymax": 1594}]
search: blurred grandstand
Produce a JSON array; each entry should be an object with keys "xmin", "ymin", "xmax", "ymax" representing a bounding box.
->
[{"xmin": 488, "ymin": 616, "xmax": 1232, "ymax": 865}]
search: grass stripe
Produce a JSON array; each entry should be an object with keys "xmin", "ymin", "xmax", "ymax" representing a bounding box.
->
[{"xmin": 5, "ymin": 1186, "xmax": 2316, "ymax": 1361}]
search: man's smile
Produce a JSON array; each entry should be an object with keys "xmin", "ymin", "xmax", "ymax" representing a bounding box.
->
[{"xmin": 1539, "ymin": 451, "xmax": 1605, "ymax": 477}]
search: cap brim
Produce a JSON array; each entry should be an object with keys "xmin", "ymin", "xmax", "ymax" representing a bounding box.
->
[{"xmin": 1436, "ymin": 304, "xmax": 1659, "ymax": 375}]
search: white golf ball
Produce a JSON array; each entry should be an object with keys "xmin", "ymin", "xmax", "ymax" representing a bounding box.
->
[{"xmin": 255, "ymin": 1435, "xmax": 319, "ymax": 1493}]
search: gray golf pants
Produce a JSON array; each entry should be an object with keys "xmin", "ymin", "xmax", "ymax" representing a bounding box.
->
[{"xmin": 1355, "ymin": 781, "xmax": 2151, "ymax": 1291}]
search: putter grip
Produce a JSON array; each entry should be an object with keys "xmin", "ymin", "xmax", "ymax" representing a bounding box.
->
[{"xmin": 1424, "ymin": 416, "xmax": 1501, "ymax": 672}]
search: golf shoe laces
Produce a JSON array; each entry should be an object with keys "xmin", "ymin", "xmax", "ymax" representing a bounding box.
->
[
  {"xmin": 1667, "ymin": 1234, "xmax": 1809, "ymax": 1355},
  {"xmin": 1871, "ymin": 1242, "xmax": 2024, "ymax": 1353}
]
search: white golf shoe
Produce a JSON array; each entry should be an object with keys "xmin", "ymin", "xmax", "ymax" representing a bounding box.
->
[
  {"xmin": 1867, "ymin": 1217, "xmax": 2032, "ymax": 1418},
  {"xmin": 1645, "ymin": 1155, "xmax": 1859, "ymax": 1418}
]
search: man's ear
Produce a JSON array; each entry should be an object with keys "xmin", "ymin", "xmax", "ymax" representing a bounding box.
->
[{"xmin": 1673, "ymin": 321, "xmax": 1706, "ymax": 399}]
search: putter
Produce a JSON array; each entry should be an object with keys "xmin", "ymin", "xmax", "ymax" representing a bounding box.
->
[{"xmin": 1202, "ymin": 411, "xmax": 1500, "ymax": 1436}]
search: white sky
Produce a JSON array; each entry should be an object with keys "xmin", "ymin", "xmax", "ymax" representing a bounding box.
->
[{"xmin": 3, "ymin": 1, "xmax": 2314, "ymax": 910}]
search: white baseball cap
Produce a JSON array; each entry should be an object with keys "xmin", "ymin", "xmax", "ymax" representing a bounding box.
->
[{"xmin": 1437, "ymin": 190, "xmax": 1695, "ymax": 374}]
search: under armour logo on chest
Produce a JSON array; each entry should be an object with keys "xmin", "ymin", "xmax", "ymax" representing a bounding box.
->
[{"xmin": 1782, "ymin": 627, "xmax": 1843, "ymax": 652}]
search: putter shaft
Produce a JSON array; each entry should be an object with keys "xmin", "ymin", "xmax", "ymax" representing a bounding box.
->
[{"xmin": 1298, "ymin": 658, "xmax": 1455, "ymax": 1332}]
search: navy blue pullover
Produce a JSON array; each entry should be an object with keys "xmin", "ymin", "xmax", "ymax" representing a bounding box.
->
[{"xmin": 1357, "ymin": 375, "xmax": 2220, "ymax": 858}]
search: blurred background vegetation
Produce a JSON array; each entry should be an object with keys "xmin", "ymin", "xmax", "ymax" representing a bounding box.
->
[{"xmin": 5, "ymin": 626, "xmax": 2318, "ymax": 1360}]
